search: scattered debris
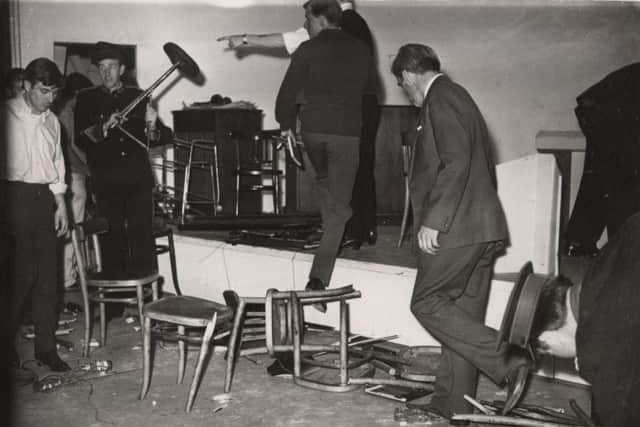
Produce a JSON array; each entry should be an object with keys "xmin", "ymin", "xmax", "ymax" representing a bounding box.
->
[
  {"xmin": 56, "ymin": 339, "xmax": 74, "ymax": 352},
  {"xmin": 133, "ymin": 326, "xmax": 141, "ymax": 332},
  {"xmin": 125, "ymin": 316, "xmax": 137, "ymax": 324},
  {"xmin": 24, "ymin": 327, "xmax": 73, "ymax": 339},
  {"xmin": 393, "ymin": 406, "xmax": 441, "ymax": 424},
  {"xmin": 211, "ymin": 392, "xmax": 232, "ymax": 413},
  {"xmin": 132, "ymin": 345, "xmax": 142, "ymax": 351}
]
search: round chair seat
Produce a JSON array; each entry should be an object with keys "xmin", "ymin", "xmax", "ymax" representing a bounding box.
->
[
  {"xmin": 143, "ymin": 295, "xmax": 233, "ymax": 327},
  {"xmin": 87, "ymin": 271, "xmax": 161, "ymax": 287}
]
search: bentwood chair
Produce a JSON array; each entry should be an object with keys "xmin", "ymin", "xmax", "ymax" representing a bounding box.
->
[
  {"xmin": 71, "ymin": 218, "xmax": 162, "ymax": 357},
  {"xmin": 233, "ymin": 130, "xmax": 284, "ymax": 215},
  {"xmin": 139, "ymin": 293, "xmax": 233, "ymax": 412},
  {"xmin": 153, "ymin": 138, "xmax": 221, "ymax": 224},
  {"xmin": 265, "ymin": 285, "xmax": 369, "ymax": 392},
  {"xmin": 221, "ymin": 290, "xmax": 271, "ymax": 393}
]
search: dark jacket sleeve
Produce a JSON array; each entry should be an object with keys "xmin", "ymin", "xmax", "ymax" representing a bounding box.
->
[
  {"xmin": 74, "ymin": 89, "xmax": 94, "ymax": 152},
  {"xmin": 421, "ymin": 87, "xmax": 471, "ymax": 232},
  {"xmin": 147, "ymin": 116, "xmax": 173, "ymax": 147},
  {"xmin": 275, "ymin": 44, "xmax": 308, "ymax": 131},
  {"xmin": 340, "ymin": 10, "xmax": 374, "ymax": 53}
]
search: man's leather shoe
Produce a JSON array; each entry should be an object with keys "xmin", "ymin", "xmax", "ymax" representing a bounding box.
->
[
  {"xmin": 305, "ymin": 278, "xmax": 327, "ymax": 313},
  {"xmin": 35, "ymin": 351, "xmax": 71, "ymax": 372},
  {"xmin": 366, "ymin": 229, "xmax": 377, "ymax": 245},
  {"xmin": 502, "ymin": 363, "xmax": 530, "ymax": 414},
  {"xmin": 564, "ymin": 242, "xmax": 599, "ymax": 257}
]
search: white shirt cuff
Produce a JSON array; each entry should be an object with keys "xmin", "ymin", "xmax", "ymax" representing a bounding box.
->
[
  {"xmin": 49, "ymin": 182, "xmax": 67, "ymax": 195},
  {"xmin": 282, "ymin": 27, "xmax": 309, "ymax": 54}
]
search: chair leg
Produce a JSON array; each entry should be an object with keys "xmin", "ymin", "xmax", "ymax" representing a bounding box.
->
[
  {"xmin": 291, "ymin": 292, "xmax": 302, "ymax": 379},
  {"xmin": 177, "ymin": 325, "xmax": 186, "ymax": 384},
  {"xmin": 83, "ymin": 300, "xmax": 91, "ymax": 358},
  {"xmin": 140, "ymin": 316, "xmax": 152, "ymax": 400},
  {"xmin": 274, "ymin": 176, "xmax": 280, "ymax": 215},
  {"xmin": 99, "ymin": 299, "xmax": 106, "ymax": 347},
  {"xmin": 186, "ymin": 313, "xmax": 217, "ymax": 412},
  {"xmin": 224, "ymin": 299, "xmax": 246, "ymax": 393},
  {"xmin": 80, "ymin": 283, "xmax": 92, "ymax": 357},
  {"xmin": 136, "ymin": 285, "xmax": 145, "ymax": 329},
  {"xmin": 166, "ymin": 231, "xmax": 181, "ymax": 296},
  {"xmin": 235, "ymin": 173, "xmax": 240, "ymax": 216},
  {"xmin": 213, "ymin": 145, "xmax": 221, "ymax": 210},
  {"xmin": 339, "ymin": 300, "xmax": 349, "ymax": 386},
  {"xmin": 180, "ymin": 145, "xmax": 194, "ymax": 225},
  {"xmin": 208, "ymin": 164, "xmax": 216, "ymax": 216}
]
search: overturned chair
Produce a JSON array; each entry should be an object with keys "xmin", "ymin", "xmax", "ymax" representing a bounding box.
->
[{"xmin": 263, "ymin": 285, "xmax": 431, "ymax": 393}]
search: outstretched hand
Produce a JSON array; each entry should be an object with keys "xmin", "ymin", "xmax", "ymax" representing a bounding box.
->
[{"xmin": 217, "ymin": 34, "xmax": 245, "ymax": 50}]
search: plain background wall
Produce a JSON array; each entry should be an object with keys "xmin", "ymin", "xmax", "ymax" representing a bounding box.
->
[{"xmin": 16, "ymin": 0, "xmax": 640, "ymax": 162}]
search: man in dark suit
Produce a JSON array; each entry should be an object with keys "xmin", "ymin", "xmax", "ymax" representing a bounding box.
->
[
  {"xmin": 75, "ymin": 42, "xmax": 171, "ymax": 279},
  {"xmin": 532, "ymin": 211, "xmax": 640, "ymax": 427},
  {"xmin": 391, "ymin": 44, "xmax": 529, "ymax": 421}
]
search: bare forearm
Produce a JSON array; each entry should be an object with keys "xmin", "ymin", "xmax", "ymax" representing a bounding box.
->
[{"xmin": 217, "ymin": 33, "xmax": 285, "ymax": 50}]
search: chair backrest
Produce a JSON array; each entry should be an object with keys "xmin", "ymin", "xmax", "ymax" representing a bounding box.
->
[
  {"xmin": 235, "ymin": 131, "xmax": 281, "ymax": 171},
  {"xmin": 264, "ymin": 285, "xmax": 361, "ymax": 356},
  {"xmin": 71, "ymin": 217, "xmax": 109, "ymax": 283}
]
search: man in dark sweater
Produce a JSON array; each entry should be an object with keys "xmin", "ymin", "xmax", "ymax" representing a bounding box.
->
[
  {"xmin": 219, "ymin": 0, "xmax": 382, "ymax": 249},
  {"xmin": 275, "ymin": 0, "xmax": 375, "ymax": 303},
  {"xmin": 532, "ymin": 211, "xmax": 640, "ymax": 426}
]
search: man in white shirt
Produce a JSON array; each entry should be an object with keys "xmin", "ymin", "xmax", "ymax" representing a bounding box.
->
[{"xmin": 1, "ymin": 57, "xmax": 70, "ymax": 372}]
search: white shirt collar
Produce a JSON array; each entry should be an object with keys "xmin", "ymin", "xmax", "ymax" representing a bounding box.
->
[
  {"xmin": 340, "ymin": 2, "xmax": 353, "ymax": 11},
  {"xmin": 423, "ymin": 73, "xmax": 443, "ymax": 100},
  {"xmin": 15, "ymin": 92, "xmax": 50, "ymax": 119}
]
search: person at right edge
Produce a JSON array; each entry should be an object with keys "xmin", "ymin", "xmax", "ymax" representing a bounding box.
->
[
  {"xmin": 275, "ymin": 0, "xmax": 375, "ymax": 311},
  {"xmin": 563, "ymin": 62, "xmax": 640, "ymax": 257},
  {"xmin": 391, "ymin": 44, "xmax": 530, "ymax": 423}
]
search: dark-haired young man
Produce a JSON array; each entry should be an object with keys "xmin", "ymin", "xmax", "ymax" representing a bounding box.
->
[
  {"xmin": 532, "ymin": 211, "xmax": 640, "ymax": 427},
  {"xmin": 275, "ymin": 0, "xmax": 375, "ymax": 305},
  {"xmin": 1, "ymin": 58, "xmax": 70, "ymax": 372},
  {"xmin": 391, "ymin": 43, "xmax": 529, "ymax": 422}
]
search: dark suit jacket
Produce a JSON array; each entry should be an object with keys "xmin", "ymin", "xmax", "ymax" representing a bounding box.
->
[
  {"xmin": 409, "ymin": 75, "xmax": 507, "ymax": 249},
  {"xmin": 574, "ymin": 211, "xmax": 640, "ymax": 427}
]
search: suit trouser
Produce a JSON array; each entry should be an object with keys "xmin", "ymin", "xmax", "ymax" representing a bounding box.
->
[
  {"xmin": 411, "ymin": 240, "xmax": 519, "ymax": 416},
  {"xmin": 3, "ymin": 182, "xmax": 59, "ymax": 355},
  {"xmin": 96, "ymin": 186, "xmax": 156, "ymax": 276},
  {"xmin": 303, "ymin": 132, "xmax": 360, "ymax": 286},
  {"xmin": 345, "ymin": 96, "xmax": 381, "ymax": 241}
]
